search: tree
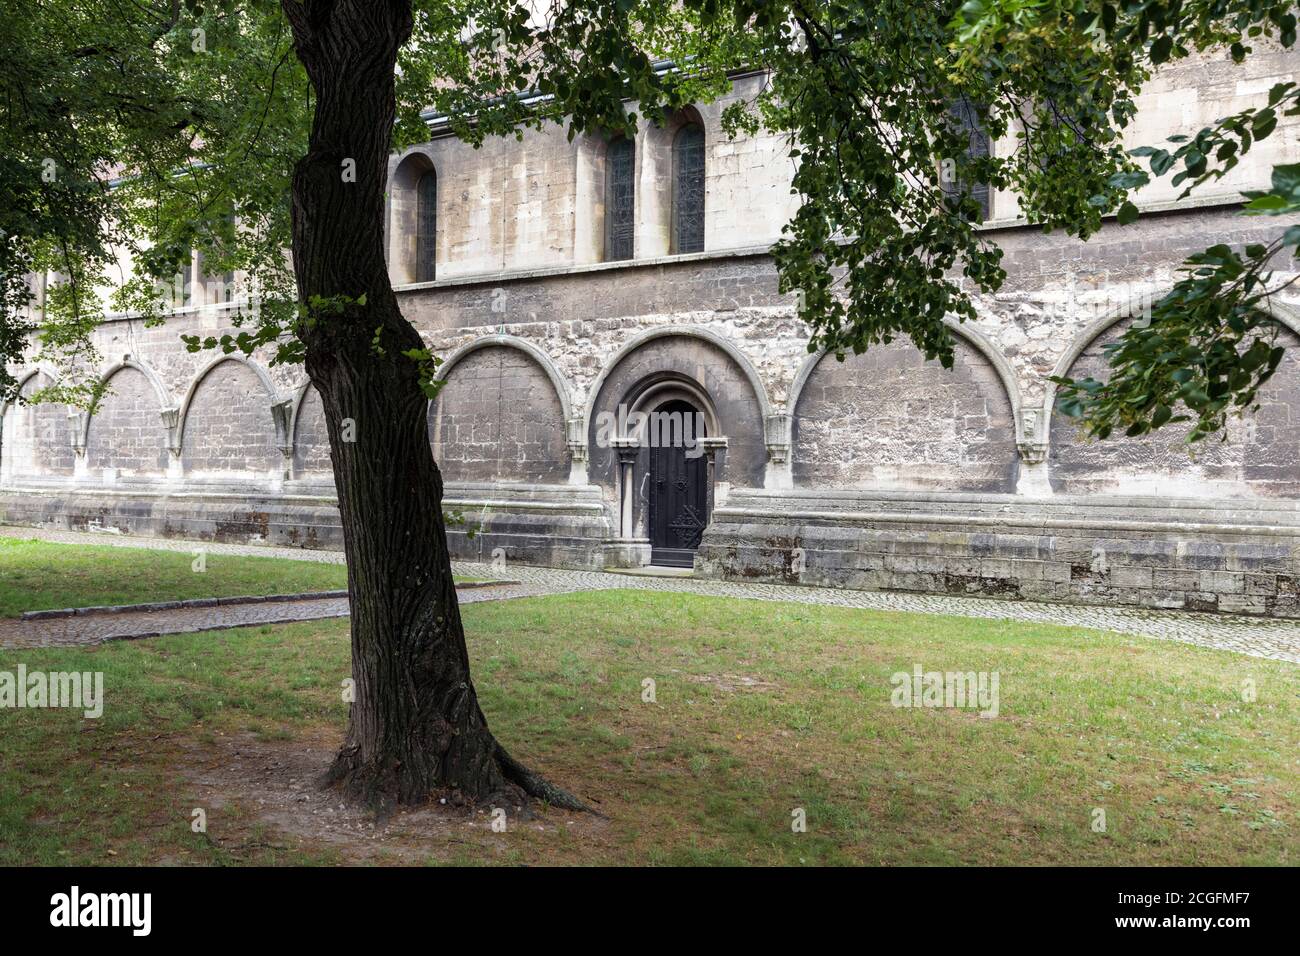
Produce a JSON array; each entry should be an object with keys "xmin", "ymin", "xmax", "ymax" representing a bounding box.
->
[
  {"xmin": 2, "ymin": 0, "xmax": 732, "ymax": 811},
  {"xmin": 2, "ymin": 0, "xmax": 1294, "ymax": 809}
]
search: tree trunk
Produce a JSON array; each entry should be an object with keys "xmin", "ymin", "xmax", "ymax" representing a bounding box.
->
[{"xmin": 280, "ymin": 0, "xmax": 585, "ymax": 813}]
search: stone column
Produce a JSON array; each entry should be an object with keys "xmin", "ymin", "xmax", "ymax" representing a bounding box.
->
[
  {"xmin": 270, "ymin": 397, "xmax": 294, "ymax": 486},
  {"xmin": 603, "ymin": 437, "xmax": 651, "ymax": 567},
  {"xmin": 615, "ymin": 439, "xmax": 638, "ymax": 539},
  {"xmin": 700, "ymin": 436, "xmax": 729, "ymax": 518}
]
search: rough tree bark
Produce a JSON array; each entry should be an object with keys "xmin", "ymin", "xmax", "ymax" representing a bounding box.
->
[{"xmin": 280, "ymin": 0, "xmax": 587, "ymax": 813}]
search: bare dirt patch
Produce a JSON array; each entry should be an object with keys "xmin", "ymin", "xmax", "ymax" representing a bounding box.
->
[
  {"xmin": 175, "ymin": 727, "xmax": 610, "ymax": 865},
  {"xmin": 684, "ymin": 673, "xmax": 778, "ymax": 692}
]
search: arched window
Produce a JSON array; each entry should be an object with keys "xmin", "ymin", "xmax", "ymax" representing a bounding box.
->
[
  {"xmin": 605, "ymin": 137, "xmax": 635, "ymax": 261},
  {"xmin": 943, "ymin": 101, "xmax": 990, "ymax": 221},
  {"xmin": 672, "ymin": 123, "xmax": 705, "ymax": 254},
  {"xmin": 416, "ymin": 169, "xmax": 437, "ymax": 282}
]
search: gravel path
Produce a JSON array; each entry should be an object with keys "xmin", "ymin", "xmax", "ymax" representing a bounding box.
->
[{"xmin": 3, "ymin": 526, "xmax": 1299, "ymax": 662}]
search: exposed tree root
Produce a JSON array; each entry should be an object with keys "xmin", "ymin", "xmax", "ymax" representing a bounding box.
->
[
  {"xmin": 495, "ymin": 743, "xmax": 603, "ymax": 816},
  {"xmin": 322, "ymin": 740, "xmax": 601, "ymax": 819}
]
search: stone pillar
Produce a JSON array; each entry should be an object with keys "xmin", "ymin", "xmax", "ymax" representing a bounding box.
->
[
  {"xmin": 603, "ymin": 437, "xmax": 651, "ymax": 567},
  {"xmin": 615, "ymin": 440, "xmax": 638, "ymax": 539},
  {"xmin": 1015, "ymin": 406, "xmax": 1051, "ymax": 496},
  {"xmin": 701, "ymin": 436, "xmax": 729, "ymax": 517},
  {"xmin": 763, "ymin": 412, "xmax": 792, "ymax": 489}
]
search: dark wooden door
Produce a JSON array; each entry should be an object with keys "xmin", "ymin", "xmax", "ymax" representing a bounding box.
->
[{"xmin": 649, "ymin": 400, "xmax": 708, "ymax": 568}]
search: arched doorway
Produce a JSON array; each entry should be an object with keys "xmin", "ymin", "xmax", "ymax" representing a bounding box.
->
[{"xmin": 647, "ymin": 398, "xmax": 709, "ymax": 567}]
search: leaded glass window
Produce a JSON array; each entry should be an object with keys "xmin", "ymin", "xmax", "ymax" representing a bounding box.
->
[
  {"xmin": 605, "ymin": 137, "xmax": 635, "ymax": 261},
  {"xmin": 672, "ymin": 124, "xmax": 705, "ymax": 254},
  {"xmin": 943, "ymin": 102, "xmax": 990, "ymax": 221},
  {"xmin": 417, "ymin": 170, "xmax": 437, "ymax": 282}
]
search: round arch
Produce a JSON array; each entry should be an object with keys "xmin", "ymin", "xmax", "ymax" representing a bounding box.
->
[
  {"xmin": 286, "ymin": 378, "xmax": 316, "ymax": 449},
  {"xmin": 392, "ymin": 145, "xmax": 438, "ymax": 184},
  {"xmin": 582, "ymin": 326, "xmax": 773, "ymax": 439},
  {"xmin": 389, "ymin": 147, "xmax": 440, "ymax": 286},
  {"xmin": 1041, "ymin": 294, "xmax": 1300, "ymax": 428},
  {"xmin": 622, "ymin": 371, "xmax": 721, "ymax": 437},
  {"xmin": 79, "ymin": 358, "xmax": 175, "ymax": 448},
  {"xmin": 0, "ymin": 366, "xmax": 76, "ymax": 481},
  {"xmin": 787, "ymin": 316, "xmax": 1024, "ymax": 436},
  {"xmin": 643, "ymin": 104, "xmax": 712, "ymax": 155},
  {"xmin": 433, "ymin": 334, "xmax": 575, "ymax": 423},
  {"xmin": 0, "ymin": 365, "xmax": 65, "ymax": 419},
  {"xmin": 176, "ymin": 354, "xmax": 283, "ymax": 450}
]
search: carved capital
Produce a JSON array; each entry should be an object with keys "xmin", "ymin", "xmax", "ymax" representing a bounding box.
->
[
  {"xmin": 612, "ymin": 437, "xmax": 640, "ymax": 466},
  {"xmin": 158, "ymin": 405, "xmax": 182, "ymax": 455},
  {"xmin": 764, "ymin": 412, "xmax": 791, "ymax": 463},
  {"xmin": 699, "ymin": 436, "xmax": 728, "ymax": 474},
  {"xmin": 565, "ymin": 416, "xmax": 588, "ymax": 462},
  {"xmin": 1017, "ymin": 407, "xmax": 1048, "ymax": 464},
  {"xmin": 1017, "ymin": 441, "xmax": 1048, "ymax": 465}
]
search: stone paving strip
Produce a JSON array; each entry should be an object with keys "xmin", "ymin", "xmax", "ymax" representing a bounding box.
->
[
  {"xmin": 3, "ymin": 526, "xmax": 1299, "ymax": 663},
  {"xmin": 0, "ymin": 594, "xmax": 353, "ymax": 649},
  {"xmin": 20, "ymin": 589, "xmax": 350, "ymax": 621},
  {"xmin": 0, "ymin": 582, "xmax": 533, "ymax": 649},
  {"xmin": 19, "ymin": 579, "xmax": 511, "ymax": 622}
]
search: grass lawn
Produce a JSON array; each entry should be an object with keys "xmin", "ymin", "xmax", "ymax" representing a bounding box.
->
[
  {"xmin": 0, "ymin": 537, "xmax": 350, "ymax": 617},
  {"xmin": 0, "ymin": 583, "xmax": 1295, "ymax": 865}
]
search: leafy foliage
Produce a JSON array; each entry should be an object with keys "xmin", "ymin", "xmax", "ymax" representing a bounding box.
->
[{"xmin": 0, "ymin": 1, "xmax": 309, "ymax": 410}]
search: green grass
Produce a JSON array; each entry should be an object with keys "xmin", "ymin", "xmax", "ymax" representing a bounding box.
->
[
  {"xmin": 1, "ymin": 585, "xmax": 1296, "ymax": 865},
  {"xmin": 0, "ymin": 537, "xmax": 348, "ymax": 617}
]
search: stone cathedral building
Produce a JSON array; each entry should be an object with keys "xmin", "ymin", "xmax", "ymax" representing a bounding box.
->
[{"xmin": 5, "ymin": 52, "xmax": 1300, "ymax": 617}]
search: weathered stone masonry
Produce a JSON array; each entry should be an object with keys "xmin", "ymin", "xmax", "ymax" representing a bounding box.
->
[{"xmin": 5, "ymin": 58, "xmax": 1300, "ymax": 617}]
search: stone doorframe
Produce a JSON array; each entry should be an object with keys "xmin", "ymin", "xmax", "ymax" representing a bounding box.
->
[
  {"xmin": 579, "ymin": 324, "xmax": 779, "ymax": 485},
  {"xmin": 602, "ymin": 374, "xmax": 728, "ymax": 568}
]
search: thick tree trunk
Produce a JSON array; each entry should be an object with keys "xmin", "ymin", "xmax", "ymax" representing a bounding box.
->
[{"xmin": 280, "ymin": 0, "xmax": 585, "ymax": 813}]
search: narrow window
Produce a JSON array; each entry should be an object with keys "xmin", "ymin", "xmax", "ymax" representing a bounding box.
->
[
  {"xmin": 943, "ymin": 101, "xmax": 990, "ymax": 221},
  {"xmin": 182, "ymin": 254, "xmax": 196, "ymax": 307},
  {"xmin": 605, "ymin": 137, "xmax": 635, "ymax": 261},
  {"xmin": 672, "ymin": 124, "xmax": 705, "ymax": 254},
  {"xmin": 417, "ymin": 169, "xmax": 437, "ymax": 282}
]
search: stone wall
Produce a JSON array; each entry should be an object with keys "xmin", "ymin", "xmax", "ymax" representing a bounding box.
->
[
  {"xmin": 181, "ymin": 360, "xmax": 281, "ymax": 481},
  {"xmin": 2, "ymin": 373, "xmax": 75, "ymax": 481},
  {"xmin": 384, "ymin": 72, "xmax": 799, "ymax": 283},
  {"xmin": 694, "ymin": 489, "xmax": 1300, "ymax": 617},
  {"xmin": 291, "ymin": 386, "xmax": 333, "ymax": 480},
  {"xmin": 432, "ymin": 344, "xmax": 569, "ymax": 483},
  {"xmin": 6, "ymin": 205, "xmax": 1300, "ymax": 617},
  {"xmin": 6, "ymin": 53, "xmax": 1300, "ymax": 618},
  {"xmin": 1049, "ymin": 319, "xmax": 1300, "ymax": 499},
  {"xmin": 792, "ymin": 337, "xmax": 1019, "ymax": 493},
  {"xmin": 86, "ymin": 366, "xmax": 169, "ymax": 478}
]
